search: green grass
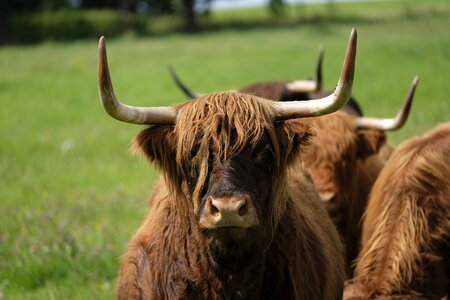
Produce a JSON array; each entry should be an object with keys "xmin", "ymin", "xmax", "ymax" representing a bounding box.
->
[{"xmin": 1, "ymin": 0, "xmax": 449, "ymax": 298}]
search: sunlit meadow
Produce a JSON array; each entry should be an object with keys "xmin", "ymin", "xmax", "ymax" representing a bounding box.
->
[{"xmin": 0, "ymin": 0, "xmax": 449, "ymax": 298}]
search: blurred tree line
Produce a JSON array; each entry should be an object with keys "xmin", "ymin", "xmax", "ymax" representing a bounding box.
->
[{"xmin": 0, "ymin": 0, "xmax": 288, "ymax": 44}]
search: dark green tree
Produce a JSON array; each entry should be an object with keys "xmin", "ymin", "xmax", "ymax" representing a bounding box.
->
[{"xmin": 269, "ymin": 0, "xmax": 285, "ymax": 15}]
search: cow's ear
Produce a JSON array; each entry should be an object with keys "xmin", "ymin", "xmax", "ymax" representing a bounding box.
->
[
  {"xmin": 132, "ymin": 125, "xmax": 177, "ymax": 171},
  {"xmin": 277, "ymin": 120, "xmax": 313, "ymax": 166},
  {"xmin": 357, "ymin": 129, "xmax": 386, "ymax": 159}
]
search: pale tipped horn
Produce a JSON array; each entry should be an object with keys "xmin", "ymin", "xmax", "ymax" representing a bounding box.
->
[
  {"xmin": 356, "ymin": 76, "xmax": 419, "ymax": 131},
  {"xmin": 286, "ymin": 45, "xmax": 324, "ymax": 93},
  {"xmin": 98, "ymin": 36, "xmax": 177, "ymax": 125},
  {"xmin": 274, "ymin": 28, "xmax": 357, "ymax": 120},
  {"xmin": 168, "ymin": 65, "xmax": 202, "ymax": 99}
]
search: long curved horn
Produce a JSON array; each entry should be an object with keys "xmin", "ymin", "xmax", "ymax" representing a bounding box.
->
[
  {"xmin": 356, "ymin": 76, "xmax": 419, "ymax": 131},
  {"xmin": 98, "ymin": 36, "xmax": 177, "ymax": 125},
  {"xmin": 274, "ymin": 28, "xmax": 357, "ymax": 120},
  {"xmin": 285, "ymin": 45, "xmax": 324, "ymax": 93},
  {"xmin": 168, "ymin": 65, "xmax": 202, "ymax": 99}
]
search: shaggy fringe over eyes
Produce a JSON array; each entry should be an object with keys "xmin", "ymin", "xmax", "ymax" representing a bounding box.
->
[{"xmin": 174, "ymin": 91, "xmax": 278, "ymax": 212}]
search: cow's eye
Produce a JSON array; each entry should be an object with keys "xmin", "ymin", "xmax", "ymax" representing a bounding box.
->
[
  {"xmin": 190, "ymin": 143, "xmax": 200, "ymax": 158},
  {"xmin": 254, "ymin": 144, "xmax": 274, "ymax": 168}
]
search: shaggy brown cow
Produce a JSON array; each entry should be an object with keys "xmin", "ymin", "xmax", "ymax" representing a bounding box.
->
[
  {"xmin": 168, "ymin": 46, "xmax": 364, "ymax": 116},
  {"xmin": 344, "ymin": 122, "xmax": 450, "ymax": 299},
  {"xmin": 301, "ymin": 77, "xmax": 418, "ymax": 273},
  {"xmin": 98, "ymin": 29, "xmax": 358, "ymax": 299}
]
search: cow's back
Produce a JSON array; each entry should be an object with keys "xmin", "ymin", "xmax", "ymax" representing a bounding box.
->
[{"xmin": 346, "ymin": 122, "xmax": 450, "ymax": 299}]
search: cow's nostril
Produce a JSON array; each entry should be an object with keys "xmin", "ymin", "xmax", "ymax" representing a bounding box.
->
[
  {"xmin": 210, "ymin": 202, "xmax": 220, "ymax": 216},
  {"xmin": 329, "ymin": 196, "xmax": 337, "ymax": 205},
  {"xmin": 238, "ymin": 201, "xmax": 248, "ymax": 216}
]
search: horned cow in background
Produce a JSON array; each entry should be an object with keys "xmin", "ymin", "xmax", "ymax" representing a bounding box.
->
[
  {"xmin": 98, "ymin": 29, "xmax": 358, "ymax": 299},
  {"xmin": 344, "ymin": 122, "xmax": 450, "ymax": 299},
  {"xmin": 169, "ymin": 45, "xmax": 364, "ymax": 116},
  {"xmin": 302, "ymin": 77, "xmax": 418, "ymax": 273}
]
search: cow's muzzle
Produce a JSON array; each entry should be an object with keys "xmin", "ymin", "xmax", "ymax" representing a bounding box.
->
[{"xmin": 199, "ymin": 194, "xmax": 259, "ymax": 231}]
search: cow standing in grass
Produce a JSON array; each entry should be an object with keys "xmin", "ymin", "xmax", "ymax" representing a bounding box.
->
[
  {"xmin": 344, "ymin": 122, "xmax": 450, "ymax": 300},
  {"xmin": 98, "ymin": 30, "xmax": 358, "ymax": 299}
]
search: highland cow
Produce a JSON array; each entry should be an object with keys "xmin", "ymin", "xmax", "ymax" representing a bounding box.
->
[
  {"xmin": 301, "ymin": 77, "xmax": 418, "ymax": 273},
  {"xmin": 98, "ymin": 29, "xmax": 358, "ymax": 299},
  {"xmin": 344, "ymin": 122, "xmax": 450, "ymax": 299}
]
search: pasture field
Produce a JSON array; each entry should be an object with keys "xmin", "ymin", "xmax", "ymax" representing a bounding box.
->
[{"xmin": 1, "ymin": 0, "xmax": 449, "ymax": 298}]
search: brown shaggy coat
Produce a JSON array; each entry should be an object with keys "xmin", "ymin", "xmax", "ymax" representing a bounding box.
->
[
  {"xmin": 301, "ymin": 112, "xmax": 392, "ymax": 273},
  {"xmin": 117, "ymin": 91, "xmax": 345, "ymax": 299},
  {"xmin": 344, "ymin": 122, "xmax": 450, "ymax": 299}
]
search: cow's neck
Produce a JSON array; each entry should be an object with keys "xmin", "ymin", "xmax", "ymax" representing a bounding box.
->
[{"xmin": 161, "ymin": 202, "xmax": 267, "ymax": 298}]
